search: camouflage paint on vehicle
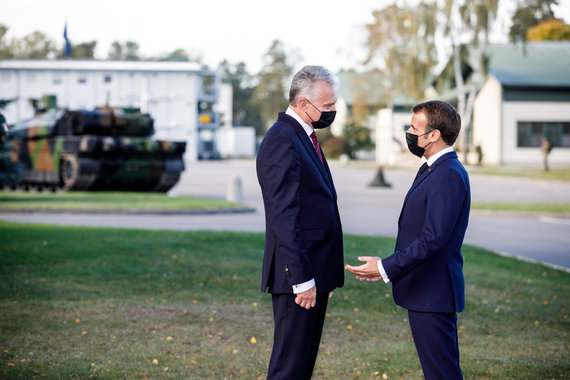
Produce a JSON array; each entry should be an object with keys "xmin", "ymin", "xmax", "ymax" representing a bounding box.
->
[
  {"xmin": 2, "ymin": 106, "xmax": 186, "ymax": 192},
  {"xmin": 0, "ymin": 111, "xmax": 23, "ymax": 187}
]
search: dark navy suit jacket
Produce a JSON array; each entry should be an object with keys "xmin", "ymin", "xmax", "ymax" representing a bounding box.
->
[
  {"xmin": 256, "ymin": 112, "xmax": 344, "ymax": 294},
  {"xmin": 383, "ymin": 151, "xmax": 470, "ymax": 313}
]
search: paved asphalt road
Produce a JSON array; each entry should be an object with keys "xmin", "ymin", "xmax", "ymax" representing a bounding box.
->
[{"xmin": 1, "ymin": 159, "xmax": 569, "ymax": 270}]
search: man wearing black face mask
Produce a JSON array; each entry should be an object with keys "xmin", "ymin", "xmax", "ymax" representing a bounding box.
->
[
  {"xmin": 256, "ymin": 65, "xmax": 344, "ymax": 379},
  {"xmin": 346, "ymin": 101, "xmax": 470, "ymax": 380}
]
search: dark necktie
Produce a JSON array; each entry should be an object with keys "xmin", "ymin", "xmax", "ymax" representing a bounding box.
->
[
  {"xmin": 310, "ymin": 132, "xmax": 324, "ymax": 164},
  {"xmin": 414, "ymin": 162, "xmax": 429, "ymax": 182}
]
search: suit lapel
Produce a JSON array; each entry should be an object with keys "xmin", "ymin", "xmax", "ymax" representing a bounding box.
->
[
  {"xmin": 278, "ymin": 112, "xmax": 336, "ymax": 195},
  {"xmin": 398, "ymin": 152, "xmax": 458, "ymax": 225},
  {"xmin": 398, "ymin": 167, "xmax": 431, "ymax": 225},
  {"xmin": 296, "ymin": 129, "xmax": 335, "ymax": 192},
  {"xmin": 321, "ymin": 152, "xmax": 337, "ymax": 200}
]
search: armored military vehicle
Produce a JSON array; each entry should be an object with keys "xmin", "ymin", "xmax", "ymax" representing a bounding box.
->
[
  {"xmin": 5, "ymin": 102, "xmax": 186, "ymax": 192},
  {"xmin": 0, "ymin": 100, "xmax": 23, "ymax": 188}
]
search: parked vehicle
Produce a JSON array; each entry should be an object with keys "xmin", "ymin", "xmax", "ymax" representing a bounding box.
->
[{"xmin": 3, "ymin": 103, "xmax": 186, "ymax": 192}]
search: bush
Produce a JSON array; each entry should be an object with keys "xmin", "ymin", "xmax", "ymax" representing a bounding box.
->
[{"xmin": 321, "ymin": 136, "xmax": 349, "ymax": 159}]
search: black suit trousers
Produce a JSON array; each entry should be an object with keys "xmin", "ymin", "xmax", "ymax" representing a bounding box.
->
[
  {"xmin": 408, "ymin": 310, "xmax": 463, "ymax": 380},
  {"xmin": 267, "ymin": 292, "xmax": 329, "ymax": 380}
]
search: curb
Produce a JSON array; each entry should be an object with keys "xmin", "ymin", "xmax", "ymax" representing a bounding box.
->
[
  {"xmin": 0, "ymin": 207, "xmax": 256, "ymax": 215},
  {"xmin": 470, "ymin": 209, "xmax": 570, "ymax": 219}
]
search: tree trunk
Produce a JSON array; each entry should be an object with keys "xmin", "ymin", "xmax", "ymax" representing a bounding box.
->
[{"xmin": 452, "ymin": 42, "xmax": 468, "ymax": 162}]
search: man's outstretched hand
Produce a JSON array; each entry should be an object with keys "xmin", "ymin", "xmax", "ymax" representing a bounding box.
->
[{"xmin": 345, "ymin": 256, "xmax": 383, "ymax": 282}]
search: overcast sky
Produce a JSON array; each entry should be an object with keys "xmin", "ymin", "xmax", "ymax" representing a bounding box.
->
[{"xmin": 2, "ymin": 0, "xmax": 569, "ymax": 73}]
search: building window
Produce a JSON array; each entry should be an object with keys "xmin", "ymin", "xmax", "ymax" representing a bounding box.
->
[
  {"xmin": 517, "ymin": 121, "xmax": 570, "ymax": 148},
  {"xmin": 52, "ymin": 76, "xmax": 62, "ymax": 85},
  {"xmin": 104, "ymin": 74, "xmax": 112, "ymax": 83}
]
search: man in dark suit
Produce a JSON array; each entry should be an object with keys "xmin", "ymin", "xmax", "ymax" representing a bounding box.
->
[
  {"xmin": 256, "ymin": 65, "xmax": 344, "ymax": 379},
  {"xmin": 346, "ymin": 100, "xmax": 470, "ymax": 380}
]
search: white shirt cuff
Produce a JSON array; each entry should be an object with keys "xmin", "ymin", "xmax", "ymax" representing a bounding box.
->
[
  {"xmin": 292, "ymin": 278, "xmax": 315, "ymax": 294},
  {"xmin": 377, "ymin": 260, "xmax": 390, "ymax": 283}
]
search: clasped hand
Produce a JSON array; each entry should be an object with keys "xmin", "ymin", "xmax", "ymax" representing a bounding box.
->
[
  {"xmin": 295, "ymin": 286, "xmax": 335, "ymax": 309},
  {"xmin": 345, "ymin": 256, "xmax": 383, "ymax": 282}
]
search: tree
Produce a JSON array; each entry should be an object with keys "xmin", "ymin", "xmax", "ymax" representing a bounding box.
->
[
  {"xmin": 443, "ymin": 0, "xmax": 499, "ymax": 160},
  {"xmin": 7, "ymin": 30, "xmax": 58, "ymax": 58},
  {"xmin": 59, "ymin": 40, "xmax": 97, "ymax": 59},
  {"xmin": 219, "ymin": 60, "xmax": 263, "ymax": 134},
  {"xmin": 527, "ymin": 19, "xmax": 570, "ymax": 41},
  {"xmin": 160, "ymin": 48, "xmax": 190, "ymax": 61},
  {"xmin": 108, "ymin": 41, "xmax": 123, "ymax": 60},
  {"xmin": 363, "ymin": 2, "xmax": 438, "ymax": 185},
  {"xmin": 0, "ymin": 25, "xmax": 59, "ymax": 58},
  {"xmin": 124, "ymin": 41, "xmax": 140, "ymax": 61},
  {"xmin": 0, "ymin": 24, "xmax": 12, "ymax": 58},
  {"xmin": 108, "ymin": 40, "xmax": 140, "ymax": 60},
  {"xmin": 509, "ymin": 0, "xmax": 558, "ymax": 44},
  {"xmin": 343, "ymin": 122, "xmax": 374, "ymax": 158},
  {"xmin": 252, "ymin": 40, "xmax": 294, "ymax": 130},
  {"xmin": 364, "ymin": 2, "xmax": 438, "ymax": 106}
]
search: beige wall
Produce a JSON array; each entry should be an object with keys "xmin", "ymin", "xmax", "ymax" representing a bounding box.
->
[
  {"xmin": 473, "ymin": 76, "xmax": 502, "ymax": 165},
  {"xmin": 473, "ymin": 76, "xmax": 570, "ymax": 166}
]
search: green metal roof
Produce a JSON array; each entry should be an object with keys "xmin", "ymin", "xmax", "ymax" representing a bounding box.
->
[{"xmin": 487, "ymin": 42, "xmax": 570, "ymax": 87}]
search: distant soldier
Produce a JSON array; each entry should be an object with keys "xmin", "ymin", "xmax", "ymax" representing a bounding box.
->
[
  {"xmin": 541, "ymin": 137, "xmax": 552, "ymax": 171},
  {"xmin": 475, "ymin": 144, "xmax": 483, "ymax": 166},
  {"xmin": 1, "ymin": 113, "xmax": 8, "ymax": 149}
]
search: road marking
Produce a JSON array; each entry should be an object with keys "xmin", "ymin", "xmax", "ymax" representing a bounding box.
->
[{"xmin": 539, "ymin": 216, "xmax": 570, "ymax": 226}]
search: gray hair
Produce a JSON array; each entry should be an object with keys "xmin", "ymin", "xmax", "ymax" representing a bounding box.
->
[{"xmin": 289, "ymin": 65, "xmax": 337, "ymax": 106}]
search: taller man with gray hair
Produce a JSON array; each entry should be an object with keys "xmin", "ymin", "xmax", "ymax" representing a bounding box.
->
[{"xmin": 256, "ymin": 65, "xmax": 344, "ymax": 379}]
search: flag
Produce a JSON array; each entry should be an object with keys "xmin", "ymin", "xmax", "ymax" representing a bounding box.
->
[{"xmin": 63, "ymin": 22, "xmax": 71, "ymax": 56}]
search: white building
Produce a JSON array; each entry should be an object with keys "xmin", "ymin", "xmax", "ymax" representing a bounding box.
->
[
  {"xmin": 335, "ymin": 70, "xmax": 413, "ymax": 163},
  {"xmin": 0, "ymin": 60, "xmax": 224, "ymax": 161},
  {"xmin": 472, "ymin": 42, "xmax": 570, "ymax": 166}
]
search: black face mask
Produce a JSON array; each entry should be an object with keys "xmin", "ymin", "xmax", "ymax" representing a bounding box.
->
[
  {"xmin": 406, "ymin": 130, "xmax": 433, "ymax": 158},
  {"xmin": 306, "ymin": 100, "xmax": 336, "ymax": 129}
]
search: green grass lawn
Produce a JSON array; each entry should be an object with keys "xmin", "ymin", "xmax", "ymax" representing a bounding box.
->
[
  {"xmin": 0, "ymin": 222, "xmax": 568, "ymax": 379},
  {"xmin": 471, "ymin": 203, "xmax": 570, "ymax": 214},
  {"xmin": 0, "ymin": 191, "xmax": 247, "ymax": 212},
  {"xmin": 468, "ymin": 166, "xmax": 570, "ymax": 182}
]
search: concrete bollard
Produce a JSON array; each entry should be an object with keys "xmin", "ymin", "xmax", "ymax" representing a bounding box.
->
[
  {"xmin": 339, "ymin": 154, "xmax": 350, "ymax": 166},
  {"xmin": 226, "ymin": 175, "xmax": 243, "ymax": 203}
]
